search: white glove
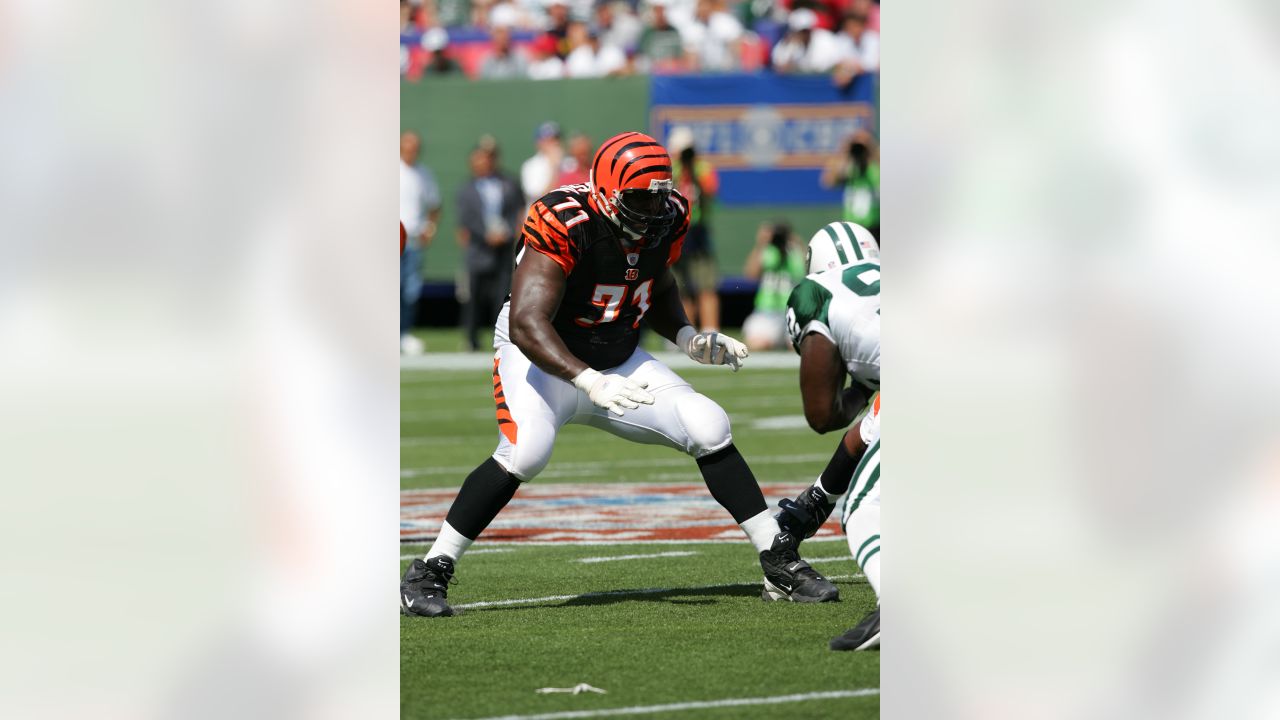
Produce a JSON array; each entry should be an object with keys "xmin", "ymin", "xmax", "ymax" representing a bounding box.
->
[
  {"xmin": 573, "ymin": 368, "xmax": 655, "ymax": 416},
  {"xmin": 676, "ymin": 325, "xmax": 749, "ymax": 372}
]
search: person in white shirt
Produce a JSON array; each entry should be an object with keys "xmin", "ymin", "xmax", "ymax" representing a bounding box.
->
[
  {"xmin": 595, "ymin": 1, "xmax": 643, "ymax": 52},
  {"xmin": 399, "ymin": 131, "xmax": 442, "ymax": 354},
  {"xmin": 565, "ymin": 23, "xmax": 628, "ymax": 78},
  {"xmin": 771, "ymin": 7, "xmax": 844, "ymax": 74},
  {"xmin": 527, "ymin": 33, "xmax": 567, "ymax": 80},
  {"xmin": 520, "ymin": 121, "xmax": 564, "ymax": 206},
  {"xmin": 833, "ymin": 11, "xmax": 880, "ymax": 86},
  {"xmin": 680, "ymin": 0, "xmax": 743, "ymax": 72}
]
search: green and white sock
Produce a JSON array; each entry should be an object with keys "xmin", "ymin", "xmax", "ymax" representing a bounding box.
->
[{"xmin": 842, "ymin": 439, "xmax": 881, "ymax": 597}]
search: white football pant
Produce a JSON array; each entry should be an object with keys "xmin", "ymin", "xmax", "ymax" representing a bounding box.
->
[
  {"xmin": 490, "ymin": 342, "xmax": 735, "ymax": 481},
  {"xmin": 841, "ymin": 437, "xmax": 880, "ymax": 598}
]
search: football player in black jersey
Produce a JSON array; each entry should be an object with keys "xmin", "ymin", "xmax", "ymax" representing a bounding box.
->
[{"xmin": 402, "ymin": 132, "xmax": 839, "ymax": 617}]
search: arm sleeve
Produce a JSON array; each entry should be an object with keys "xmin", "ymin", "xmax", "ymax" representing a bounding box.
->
[
  {"xmin": 521, "ymin": 199, "xmax": 579, "ymax": 275},
  {"xmin": 785, "ymin": 279, "xmax": 835, "ymax": 351}
]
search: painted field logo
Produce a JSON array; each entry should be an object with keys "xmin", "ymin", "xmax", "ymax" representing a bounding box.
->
[
  {"xmin": 649, "ymin": 104, "xmax": 874, "ymax": 170},
  {"xmin": 401, "ymin": 483, "xmax": 844, "ymax": 544}
]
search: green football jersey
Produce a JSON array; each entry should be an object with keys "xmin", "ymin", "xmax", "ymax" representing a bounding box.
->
[{"xmin": 785, "ymin": 260, "xmax": 881, "ymax": 391}]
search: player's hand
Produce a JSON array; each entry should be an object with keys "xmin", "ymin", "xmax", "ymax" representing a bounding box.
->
[
  {"xmin": 573, "ymin": 368, "xmax": 655, "ymax": 416},
  {"xmin": 677, "ymin": 326, "xmax": 749, "ymax": 372}
]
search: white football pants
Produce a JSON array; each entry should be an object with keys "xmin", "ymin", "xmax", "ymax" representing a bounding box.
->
[{"xmin": 490, "ymin": 342, "xmax": 735, "ymax": 481}]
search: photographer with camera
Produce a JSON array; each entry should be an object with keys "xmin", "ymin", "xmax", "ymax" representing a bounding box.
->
[
  {"xmin": 822, "ymin": 129, "xmax": 880, "ymax": 242},
  {"xmin": 742, "ymin": 220, "xmax": 807, "ymax": 351}
]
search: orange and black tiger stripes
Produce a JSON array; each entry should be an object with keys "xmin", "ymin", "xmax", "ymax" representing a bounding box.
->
[
  {"xmin": 520, "ymin": 199, "xmax": 577, "ymax": 274},
  {"xmin": 492, "ymin": 358, "xmax": 517, "ymax": 444},
  {"xmin": 599, "ymin": 137, "xmax": 669, "ymax": 192},
  {"xmin": 591, "ymin": 131, "xmax": 642, "ymax": 188}
]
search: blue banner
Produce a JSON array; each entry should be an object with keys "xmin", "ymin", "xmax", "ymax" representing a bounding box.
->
[{"xmin": 649, "ymin": 73, "xmax": 876, "ymax": 205}]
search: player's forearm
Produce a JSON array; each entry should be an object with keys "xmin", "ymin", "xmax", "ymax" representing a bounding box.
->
[
  {"xmin": 510, "ymin": 312, "xmax": 588, "ymax": 382},
  {"xmin": 646, "ymin": 273, "xmax": 692, "ymax": 344},
  {"xmin": 804, "ymin": 396, "xmax": 849, "ymax": 434},
  {"xmin": 813, "ymin": 384, "xmax": 870, "ymax": 433},
  {"xmin": 827, "ymin": 390, "xmax": 861, "ymax": 432}
]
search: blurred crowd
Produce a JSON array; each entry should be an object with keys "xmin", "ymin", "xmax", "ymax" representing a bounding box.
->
[
  {"xmin": 400, "ymin": 121, "xmax": 878, "ymax": 353},
  {"xmin": 400, "ymin": 0, "xmax": 879, "ymax": 80}
]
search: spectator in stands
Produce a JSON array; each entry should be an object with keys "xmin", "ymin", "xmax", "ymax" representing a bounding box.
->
[
  {"xmin": 401, "ymin": 1, "xmax": 418, "ymax": 34},
  {"xmin": 521, "ymin": 121, "xmax": 565, "ymax": 205},
  {"xmin": 742, "ymin": 220, "xmax": 807, "ymax": 351},
  {"xmin": 849, "ymin": 0, "xmax": 881, "ymax": 31},
  {"xmin": 637, "ymin": 0, "xmax": 687, "ymax": 72},
  {"xmin": 422, "ymin": 27, "xmax": 464, "ymax": 75},
  {"xmin": 832, "ymin": 11, "xmax": 879, "ymax": 86},
  {"xmin": 565, "ymin": 23, "xmax": 629, "ymax": 77},
  {"xmin": 822, "ymin": 129, "xmax": 880, "ymax": 240},
  {"xmin": 434, "ymin": 0, "xmax": 471, "ymax": 27},
  {"xmin": 492, "ymin": 0, "xmax": 542, "ymax": 30},
  {"xmin": 667, "ymin": 126, "xmax": 722, "ymax": 330},
  {"xmin": 471, "ymin": 0, "xmax": 498, "ymax": 28},
  {"xmin": 771, "ymin": 7, "xmax": 843, "ymax": 73},
  {"xmin": 556, "ymin": 132, "xmax": 593, "ymax": 186},
  {"xmin": 400, "ymin": 131, "xmax": 442, "ymax": 355},
  {"xmin": 681, "ymin": 0, "xmax": 744, "ymax": 72},
  {"xmin": 596, "ymin": 1, "xmax": 643, "ymax": 52},
  {"xmin": 527, "ymin": 33, "xmax": 567, "ymax": 79},
  {"xmin": 480, "ymin": 11, "xmax": 530, "ymax": 78},
  {"xmin": 456, "ymin": 138, "xmax": 523, "ymax": 352},
  {"xmin": 543, "ymin": 0, "xmax": 573, "ymax": 56}
]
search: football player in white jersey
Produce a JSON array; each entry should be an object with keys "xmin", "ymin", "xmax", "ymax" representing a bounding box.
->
[{"xmin": 774, "ymin": 220, "xmax": 883, "ymax": 650}]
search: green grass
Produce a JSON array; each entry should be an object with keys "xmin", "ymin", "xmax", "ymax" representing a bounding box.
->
[
  {"xmin": 402, "ymin": 367, "xmax": 879, "ymax": 719},
  {"xmin": 404, "ymin": 327, "xmax": 708, "ymax": 356}
]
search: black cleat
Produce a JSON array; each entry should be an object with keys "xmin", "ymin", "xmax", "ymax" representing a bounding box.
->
[
  {"xmin": 830, "ymin": 607, "xmax": 880, "ymax": 651},
  {"xmin": 401, "ymin": 556, "xmax": 456, "ymax": 617},
  {"xmin": 775, "ymin": 484, "xmax": 837, "ymax": 541},
  {"xmin": 759, "ymin": 532, "xmax": 839, "ymax": 603}
]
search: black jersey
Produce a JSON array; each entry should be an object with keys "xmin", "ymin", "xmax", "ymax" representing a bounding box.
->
[{"xmin": 517, "ymin": 183, "xmax": 690, "ymax": 370}]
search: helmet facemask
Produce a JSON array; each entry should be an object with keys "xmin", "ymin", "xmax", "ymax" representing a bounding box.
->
[{"xmin": 589, "ymin": 132, "xmax": 678, "ymax": 250}]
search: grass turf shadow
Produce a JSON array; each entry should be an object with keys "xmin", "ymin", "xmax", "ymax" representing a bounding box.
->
[{"xmin": 461, "ymin": 582, "xmax": 770, "ymax": 614}]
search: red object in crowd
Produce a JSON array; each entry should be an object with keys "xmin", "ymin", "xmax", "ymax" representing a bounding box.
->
[
  {"xmin": 400, "ymin": 221, "xmax": 407, "ymax": 255},
  {"xmin": 531, "ymin": 33, "xmax": 558, "ymax": 56},
  {"xmin": 780, "ymin": 0, "xmax": 879, "ymax": 32},
  {"xmin": 556, "ymin": 167, "xmax": 590, "ymax": 187}
]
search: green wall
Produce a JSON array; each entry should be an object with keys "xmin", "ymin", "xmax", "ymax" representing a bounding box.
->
[{"xmin": 402, "ymin": 76, "xmax": 841, "ymax": 281}]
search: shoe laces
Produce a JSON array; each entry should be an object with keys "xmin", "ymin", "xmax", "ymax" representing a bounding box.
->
[
  {"xmin": 426, "ymin": 568, "xmax": 458, "ymax": 588},
  {"xmin": 415, "ymin": 559, "xmax": 458, "ymax": 592}
]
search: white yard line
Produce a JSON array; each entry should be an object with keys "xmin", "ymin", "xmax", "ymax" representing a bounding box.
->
[
  {"xmin": 453, "ymin": 689, "xmax": 879, "ymax": 720},
  {"xmin": 574, "ymin": 551, "xmax": 698, "ymax": 564},
  {"xmin": 398, "ymin": 536, "xmax": 847, "ymax": 548},
  {"xmin": 403, "ymin": 352, "xmax": 800, "ymax": 372},
  {"xmin": 452, "ymin": 574, "xmax": 859, "ymax": 610}
]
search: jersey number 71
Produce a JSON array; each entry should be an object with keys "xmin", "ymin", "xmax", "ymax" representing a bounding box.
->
[{"xmin": 575, "ymin": 280, "xmax": 653, "ymax": 328}]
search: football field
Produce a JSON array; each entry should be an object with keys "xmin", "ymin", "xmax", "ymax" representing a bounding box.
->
[{"xmin": 402, "ymin": 359, "xmax": 879, "ymax": 719}]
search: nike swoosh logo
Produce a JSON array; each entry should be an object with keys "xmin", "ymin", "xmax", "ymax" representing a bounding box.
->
[{"xmin": 404, "ymin": 595, "xmax": 415, "ymax": 608}]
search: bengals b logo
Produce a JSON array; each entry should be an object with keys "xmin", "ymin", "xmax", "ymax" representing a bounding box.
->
[{"xmin": 625, "ymin": 268, "xmax": 639, "ymax": 280}]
